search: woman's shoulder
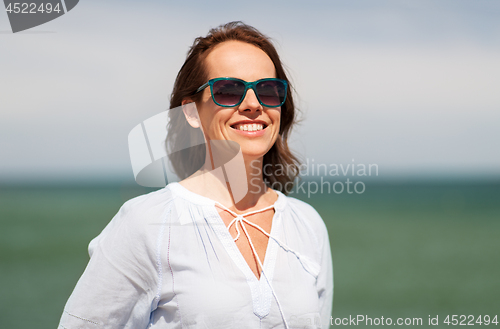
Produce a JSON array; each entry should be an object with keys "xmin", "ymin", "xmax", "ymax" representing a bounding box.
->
[
  {"xmin": 119, "ymin": 185, "xmax": 175, "ymax": 216},
  {"xmin": 280, "ymin": 193, "xmax": 322, "ymax": 220},
  {"xmin": 282, "ymin": 194, "xmax": 321, "ymax": 217},
  {"xmin": 279, "ymin": 192, "xmax": 329, "ymax": 236},
  {"xmin": 106, "ymin": 182, "xmax": 208, "ymax": 228},
  {"xmin": 89, "ymin": 186, "xmax": 176, "ymax": 245}
]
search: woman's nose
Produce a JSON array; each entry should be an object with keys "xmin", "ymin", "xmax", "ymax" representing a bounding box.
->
[{"xmin": 238, "ymin": 88, "xmax": 263, "ymax": 113}]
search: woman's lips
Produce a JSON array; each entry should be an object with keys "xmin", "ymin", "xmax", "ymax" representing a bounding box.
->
[
  {"xmin": 230, "ymin": 122, "xmax": 268, "ymax": 136},
  {"xmin": 232, "ymin": 123, "xmax": 264, "ymax": 131}
]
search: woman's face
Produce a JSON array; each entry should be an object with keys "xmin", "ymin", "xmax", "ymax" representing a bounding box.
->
[{"xmin": 193, "ymin": 41, "xmax": 281, "ymax": 161}]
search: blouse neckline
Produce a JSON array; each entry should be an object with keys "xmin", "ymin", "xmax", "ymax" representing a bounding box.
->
[
  {"xmin": 168, "ymin": 181, "xmax": 287, "ymax": 212},
  {"xmin": 167, "ymin": 181, "xmax": 287, "ymax": 318}
]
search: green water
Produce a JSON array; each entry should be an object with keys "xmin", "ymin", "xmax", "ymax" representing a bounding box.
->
[{"xmin": 1, "ymin": 181, "xmax": 499, "ymax": 328}]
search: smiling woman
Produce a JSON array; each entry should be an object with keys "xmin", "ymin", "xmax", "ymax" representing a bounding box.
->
[{"xmin": 58, "ymin": 21, "xmax": 333, "ymax": 329}]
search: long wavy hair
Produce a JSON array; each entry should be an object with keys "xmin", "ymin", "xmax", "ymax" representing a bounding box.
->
[{"xmin": 167, "ymin": 21, "xmax": 300, "ymax": 194}]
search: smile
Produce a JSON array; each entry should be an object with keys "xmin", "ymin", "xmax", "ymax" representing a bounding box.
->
[{"xmin": 232, "ymin": 123, "xmax": 265, "ymax": 131}]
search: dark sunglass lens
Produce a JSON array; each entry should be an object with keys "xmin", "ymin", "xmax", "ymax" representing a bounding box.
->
[
  {"xmin": 256, "ymin": 80, "xmax": 286, "ymax": 106},
  {"xmin": 212, "ymin": 80, "xmax": 245, "ymax": 106}
]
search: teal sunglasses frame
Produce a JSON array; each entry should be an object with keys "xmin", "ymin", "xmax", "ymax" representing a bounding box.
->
[{"xmin": 195, "ymin": 77, "xmax": 288, "ymax": 108}]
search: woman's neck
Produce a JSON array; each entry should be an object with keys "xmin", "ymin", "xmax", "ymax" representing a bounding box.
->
[{"xmin": 179, "ymin": 155, "xmax": 276, "ymax": 212}]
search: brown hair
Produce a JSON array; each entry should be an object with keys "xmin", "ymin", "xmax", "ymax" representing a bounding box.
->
[{"xmin": 167, "ymin": 21, "xmax": 300, "ymax": 194}]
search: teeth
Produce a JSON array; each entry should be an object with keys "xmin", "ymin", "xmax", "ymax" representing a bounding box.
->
[{"xmin": 237, "ymin": 124, "xmax": 263, "ymax": 131}]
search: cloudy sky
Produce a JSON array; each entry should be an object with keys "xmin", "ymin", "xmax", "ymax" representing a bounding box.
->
[{"xmin": 1, "ymin": 0, "xmax": 499, "ymax": 183}]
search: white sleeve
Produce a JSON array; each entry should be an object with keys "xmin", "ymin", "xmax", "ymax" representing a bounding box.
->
[
  {"xmin": 58, "ymin": 198, "xmax": 161, "ymax": 329},
  {"xmin": 317, "ymin": 220, "xmax": 333, "ymax": 329}
]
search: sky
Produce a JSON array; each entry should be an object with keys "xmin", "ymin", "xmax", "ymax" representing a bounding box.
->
[{"xmin": 1, "ymin": 0, "xmax": 499, "ymax": 184}]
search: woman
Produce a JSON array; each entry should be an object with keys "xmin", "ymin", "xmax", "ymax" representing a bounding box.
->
[{"xmin": 59, "ymin": 22, "xmax": 333, "ymax": 329}]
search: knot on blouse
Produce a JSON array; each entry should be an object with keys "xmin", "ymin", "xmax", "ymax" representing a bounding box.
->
[
  {"xmin": 216, "ymin": 201, "xmax": 321, "ymax": 279},
  {"xmin": 216, "ymin": 202, "xmax": 275, "ymax": 267},
  {"xmin": 226, "ymin": 213, "xmax": 273, "ymax": 243}
]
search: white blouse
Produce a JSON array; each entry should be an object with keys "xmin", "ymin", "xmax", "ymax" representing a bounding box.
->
[{"xmin": 58, "ymin": 182, "xmax": 333, "ymax": 329}]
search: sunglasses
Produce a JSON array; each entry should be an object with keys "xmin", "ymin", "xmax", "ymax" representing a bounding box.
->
[{"xmin": 195, "ymin": 77, "xmax": 288, "ymax": 108}]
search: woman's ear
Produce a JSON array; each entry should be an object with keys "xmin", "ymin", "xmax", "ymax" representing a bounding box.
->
[{"xmin": 182, "ymin": 99, "xmax": 201, "ymax": 128}]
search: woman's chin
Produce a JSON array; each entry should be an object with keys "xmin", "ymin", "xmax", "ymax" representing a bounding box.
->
[
  {"xmin": 239, "ymin": 147, "xmax": 271, "ymax": 161},
  {"xmin": 227, "ymin": 132, "xmax": 277, "ymax": 159}
]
